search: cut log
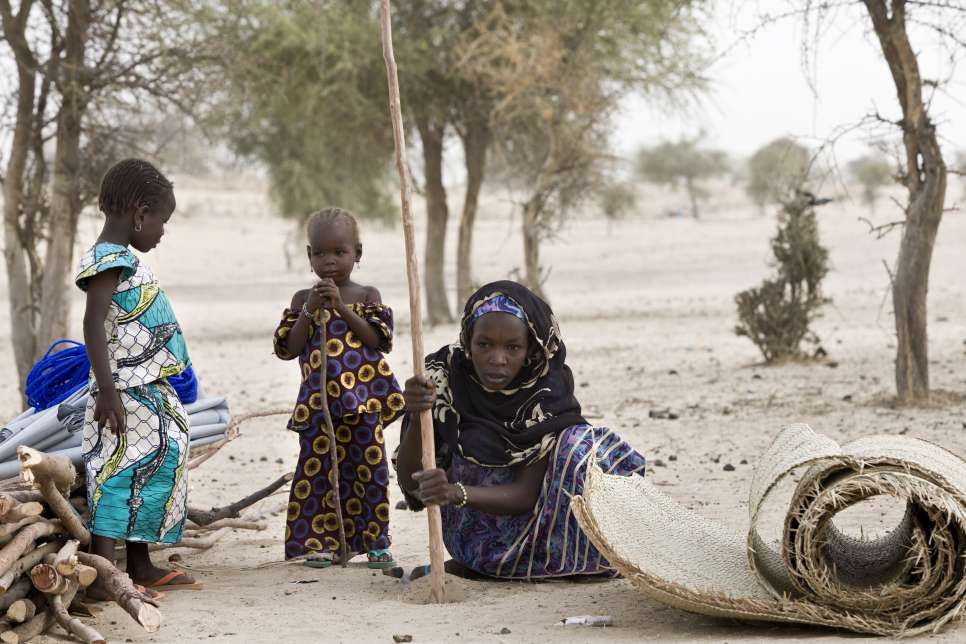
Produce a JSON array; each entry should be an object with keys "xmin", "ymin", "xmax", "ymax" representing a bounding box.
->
[
  {"xmin": 4, "ymin": 599, "xmax": 35, "ymax": 624},
  {"xmin": 0, "ymin": 521, "xmax": 63, "ymax": 580},
  {"xmin": 16, "ymin": 447, "xmax": 75, "ymax": 495},
  {"xmin": 0, "ymin": 541, "xmax": 62, "ymax": 593},
  {"xmin": 0, "ymin": 609, "xmax": 52, "ymax": 644},
  {"xmin": 50, "ymin": 582, "xmax": 104, "ymax": 644},
  {"xmin": 73, "ymin": 565, "xmax": 96, "ymax": 588},
  {"xmin": 0, "ymin": 493, "xmax": 45, "ymax": 517},
  {"xmin": 15, "ymin": 448, "xmax": 88, "ymax": 545},
  {"xmin": 0, "ymin": 579, "xmax": 31, "ymax": 612},
  {"xmin": 31, "ymin": 561, "xmax": 70, "ymax": 595},
  {"xmin": 52, "ymin": 541, "xmax": 78, "ymax": 578},
  {"xmin": 0, "ymin": 518, "xmax": 41, "ymax": 546},
  {"xmin": 0, "ymin": 582, "xmax": 76, "ymax": 644},
  {"xmin": 188, "ymin": 473, "xmax": 293, "ymax": 526},
  {"xmin": 75, "ymin": 553, "xmax": 161, "ymax": 632},
  {"xmin": 149, "ymin": 529, "xmax": 226, "ymax": 552},
  {"xmin": 36, "ymin": 481, "xmax": 88, "ymax": 545},
  {"xmin": 0, "ymin": 502, "xmax": 43, "ymax": 524},
  {"xmin": 3, "ymin": 493, "xmax": 43, "ymax": 506}
]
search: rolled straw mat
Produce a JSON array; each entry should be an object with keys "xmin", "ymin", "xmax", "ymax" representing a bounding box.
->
[{"xmin": 571, "ymin": 423, "xmax": 966, "ymax": 636}]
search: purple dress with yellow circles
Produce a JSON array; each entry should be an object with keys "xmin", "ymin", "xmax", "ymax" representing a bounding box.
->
[{"xmin": 274, "ymin": 302, "xmax": 406, "ymax": 558}]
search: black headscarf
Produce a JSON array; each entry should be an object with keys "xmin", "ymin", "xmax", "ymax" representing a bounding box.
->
[{"xmin": 422, "ymin": 281, "xmax": 586, "ymax": 468}]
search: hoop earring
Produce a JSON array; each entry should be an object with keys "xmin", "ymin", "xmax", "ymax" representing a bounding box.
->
[{"xmin": 134, "ymin": 223, "xmax": 142, "ymax": 232}]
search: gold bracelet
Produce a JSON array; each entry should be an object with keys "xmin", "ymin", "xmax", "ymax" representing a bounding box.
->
[{"xmin": 454, "ymin": 482, "xmax": 469, "ymax": 509}]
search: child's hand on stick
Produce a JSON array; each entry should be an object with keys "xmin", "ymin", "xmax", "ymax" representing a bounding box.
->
[
  {"xmin": 315, "ymin": 279, "xmax": 344, "ymax": 311},
  {"xmin": 93, "ymin": 387, "xmax": 126, "ymax": 435},
  {"xmin": 305, "ymin": 282, "xmax": 326, "ymax": 314},
  {"xmin": 403, "ymin": 375, "xmax": 435, "ymax": 412}
]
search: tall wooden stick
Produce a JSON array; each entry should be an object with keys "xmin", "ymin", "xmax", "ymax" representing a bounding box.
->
[
  {"xmin": 318, "ymin": 319, "xmax": 349, "ymax": 567},
  {"xmin": 379, "ymin": 0, "xmax": 446, "ymax": 603}
]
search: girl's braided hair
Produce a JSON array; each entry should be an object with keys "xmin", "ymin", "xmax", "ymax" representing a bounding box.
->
[
  {"xmin": 306, "ymin": 207, "xmax": 361, "ymax": 248},
  {"xmin": 98, "ymin": 158, "xmax": 174, "ymax": 216}
]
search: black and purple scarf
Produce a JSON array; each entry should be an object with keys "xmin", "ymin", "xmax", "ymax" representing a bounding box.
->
[{"xmin": 422, "ymin": 281, "xmax": 586, "ymax": 468}]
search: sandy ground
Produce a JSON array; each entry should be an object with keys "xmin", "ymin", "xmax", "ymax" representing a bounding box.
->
[{"xmin": 1, "ymin": 176, "xmax": 965, "ymax": 644}]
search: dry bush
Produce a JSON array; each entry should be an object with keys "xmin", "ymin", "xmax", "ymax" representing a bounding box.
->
[{"xmin": 735, "ymin": 191, "xmax": 830, "ymax": 362}]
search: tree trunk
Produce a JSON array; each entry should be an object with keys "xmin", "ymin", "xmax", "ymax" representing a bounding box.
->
[
  {"xmin": 456, "ymin": 116, "xmax": 490, "ymax": 304},
  {"xmin": 416, "ymin": 113, "xmax": 453, "ymax": 324},
  {"xmin": 38, "ymin": 0, "xmax": 91, "ymax": 350},
  {"xmin": 863, "ymin": 0, "xmax": 947, "ymax": 403},
  {"xmin": 685, "ymin": 176, "xmax": 700, "ymax": 219},
  {"xmin": 0, "ymin": 0, "xmax": 39, "ymax": 402},
  {"xmin": 521, "ymin": 198, "xmax": 546, "ymax": 301}
]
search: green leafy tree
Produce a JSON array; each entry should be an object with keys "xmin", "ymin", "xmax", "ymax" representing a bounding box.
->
[
  {"xmin": 204, "ymin": 2, "xmax": 396, "ymax": 222},
  {"xmin": 848, "ymin": 154, "xmax": 892, "ymax": 212},
  {"xmin": 635, "ymin": 135, "xmax": 728, "ymax": 219},
  {"xmin": 746, "ymin": 137, "xmax": 811, "ymax": 211}
]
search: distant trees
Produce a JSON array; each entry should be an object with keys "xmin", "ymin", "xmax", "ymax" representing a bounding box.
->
[
  {"xmin": 847, "ymin": 154, "xmax": 892, "ymax": 212},
  {"xmin": 470, "ymin": 1, "xmax": 709, "ymax": 298},
  {"xmin": 635, "ymin": 135, "xmax": 728, "ymax": 219},
  {"xmin": 746, "ymin": 137, "xmax": 811, "ymax": 211}
]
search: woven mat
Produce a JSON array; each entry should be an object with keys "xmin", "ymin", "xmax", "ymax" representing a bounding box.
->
[{"xmin": 571, "ymin": 423, "xmax": 966, "ymax": 637}]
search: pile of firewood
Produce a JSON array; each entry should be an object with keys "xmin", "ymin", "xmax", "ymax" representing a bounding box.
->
[
  {"xmin": 0, "ymin": 446, "xmax": 159, "ymax": 644},
  {"xmin": 0, "ymin": 410, "xmax": 293, "ymax": 643}
]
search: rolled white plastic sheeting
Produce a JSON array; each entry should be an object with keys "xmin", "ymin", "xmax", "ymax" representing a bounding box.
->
[{"xmin": 0, "ymin": 394, "xmax": 232, "ymax": 480}]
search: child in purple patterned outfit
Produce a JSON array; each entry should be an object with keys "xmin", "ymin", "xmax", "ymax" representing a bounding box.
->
[{"xmin": 274, "ymin": 207, "xmax": 406, "ymax": 568}]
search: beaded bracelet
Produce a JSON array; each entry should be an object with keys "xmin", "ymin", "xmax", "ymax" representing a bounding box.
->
[
  {"xmin": 454, "ymin": 482, "xmax": 469, "ymax": 509},
  {"xmin": 301, "ymin": 303, "xmax": 318, "ymax": 322}
]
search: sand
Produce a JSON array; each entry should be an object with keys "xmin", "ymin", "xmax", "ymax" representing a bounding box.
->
[{"xmin": 1, "ymin": 176, "xmax": 964, "ymax": 643}]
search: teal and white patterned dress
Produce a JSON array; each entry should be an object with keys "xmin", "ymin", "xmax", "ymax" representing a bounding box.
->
[{"xmin": 75, "ymin": 242, "xmax": 191, "ymax": 543}]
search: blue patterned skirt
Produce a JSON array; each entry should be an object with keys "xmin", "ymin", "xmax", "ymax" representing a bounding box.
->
[
  {"xmin": 441, "ymin": 424, "xmax": 646, "ymax": 579},
  {"xmin": 83, "ymin": 380, "xmax": 189, "ymax": 544}
]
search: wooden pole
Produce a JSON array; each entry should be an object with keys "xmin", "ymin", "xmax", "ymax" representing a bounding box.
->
[
  {"xmin": 318, "ymin": 319, "xmax": 349, "ymax": 567},
  {"xmin": 378, "ymin": 0, "xmax": 446, "ymax": 603}
]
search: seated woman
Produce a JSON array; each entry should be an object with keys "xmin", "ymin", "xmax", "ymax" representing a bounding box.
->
[{"xmin": 395, "ymin": 281, "xmax": 646, "ymax": 579}]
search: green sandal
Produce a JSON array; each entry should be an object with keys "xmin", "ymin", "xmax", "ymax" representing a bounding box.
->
[
  {"xmin": 303, "ymin": 553, "xmax": 334, "ymax": 569},
  {"xmin": 366, "ymin": 549, "xmax": 396, "ymax": 569}
]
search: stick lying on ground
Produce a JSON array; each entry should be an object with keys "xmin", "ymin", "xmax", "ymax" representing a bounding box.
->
[
  {"xmin": 148, "ymin": 529, "xmax": 227, "ymax": 553},
  {"xmin": 187, "ymin": 472, "xmax": 293, "ymax": 526}
]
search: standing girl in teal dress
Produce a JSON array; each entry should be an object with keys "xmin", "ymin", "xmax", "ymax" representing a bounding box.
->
[{"xmin": 77, "ymin": 159, "xmax": 200, "ymax": 594}]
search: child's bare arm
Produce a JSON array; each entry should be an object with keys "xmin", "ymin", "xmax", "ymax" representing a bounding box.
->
[
  {"xmin": 276, "ymin": 289, "xmax": 317, "ymax": 358},
  {"xmin": 83, "ymin": 269, "xmax": 125, "ymax": 434}
]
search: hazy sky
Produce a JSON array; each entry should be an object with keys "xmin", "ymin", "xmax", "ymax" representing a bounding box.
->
[{"xmin": 615, "ymin": 3, "xmax": 966, "ymax": 163}]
